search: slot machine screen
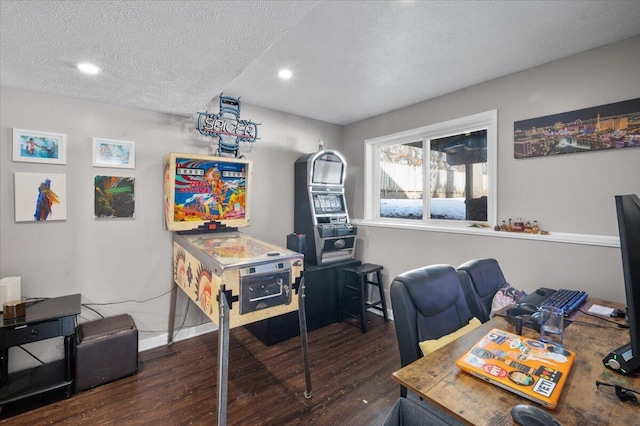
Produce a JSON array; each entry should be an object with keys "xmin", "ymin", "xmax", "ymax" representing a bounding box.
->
[{"xmin": 313, "ymin": 193, "xmax": 345, "ymax": 215}]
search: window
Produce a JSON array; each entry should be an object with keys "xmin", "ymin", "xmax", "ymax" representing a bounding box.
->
[{"xmin": 365, "ymin": 110, "xmax": 497, "ymax": 228}]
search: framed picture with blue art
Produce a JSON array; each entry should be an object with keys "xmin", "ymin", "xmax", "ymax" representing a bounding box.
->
[
  {"xmin": 12, "ymin": 128, "xmax": 67, "ymax": 164},
  {"xmin": 93, "ymin": 138, "xmax": 135, "ymax": 169}
]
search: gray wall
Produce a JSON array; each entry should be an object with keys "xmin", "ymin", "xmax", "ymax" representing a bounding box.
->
[
  {"xmin": 0, "ymin": 87, "xmax": 342, "ymax": 369},
  {"xmin": 1, "ymin": 36, "xmax": 639, "ymax": 370},
  {"xmin": 342, "ymin": 36, "xmax": 640, "ymax": 306}
]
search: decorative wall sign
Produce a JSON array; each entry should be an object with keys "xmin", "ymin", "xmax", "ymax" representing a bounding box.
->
[
  {"xmin": 14, "ymin": 172, "xmax": 67, "ymax": 222},
  {"xmin": 94, "ymin": 175, "xmax": 135, "ymax": 219},
  {"xmin": 197, "ymin": 95, "xmax": 260, "ymax": 157},
  {"xmin": 514, "ymin": 98, "xmax": 640, "ymax": 158},
  {"xmin": 93, "ymin": 138, "xmax": 135, "ymax": 168},
  {"xmin": 12, "ymin": 128, "xmax": 67, "ymax": 164}
]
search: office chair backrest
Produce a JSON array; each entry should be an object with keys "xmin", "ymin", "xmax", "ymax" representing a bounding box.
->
[
  {"xmin": 390, "ymin": 264, "xmax": 475, "ymax": 370},
  {"xmin": 457, "ymin": 258, "xmax": 508, "ymax": 323}
]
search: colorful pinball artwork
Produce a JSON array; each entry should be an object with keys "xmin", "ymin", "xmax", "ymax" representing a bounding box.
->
[{"xmin": 171, "ymin": 157, "xmax": 247, "ymax": 223}]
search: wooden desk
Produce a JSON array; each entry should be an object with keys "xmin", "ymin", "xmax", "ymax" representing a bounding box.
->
[{"xmin": 392, "ymin": 299, "xmax": 639, "ymax": 425}]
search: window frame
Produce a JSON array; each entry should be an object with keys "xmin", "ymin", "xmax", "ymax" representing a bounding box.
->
[{"xmin": 364, "ymin": 110, "xmax": 497, "ymax": 228}]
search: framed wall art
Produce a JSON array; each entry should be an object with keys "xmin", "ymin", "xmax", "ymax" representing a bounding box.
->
[
  {"xmin": 94, "ymin": 175, "xmax": 135, "ymax": 219},
  {"xmin": 14, "ymin": 172, "xmax": 68, "ymax": 222},
  {"xmin": 13, "ymin": 128, "xmax": 67, "ymax": 164},
  {"xmin": 514, "ymin": 98, "xmax": 640, "ymax": 158},
  {"xmin": 93, "ymin": 138, "xmax": 135, "ymax": 169}
]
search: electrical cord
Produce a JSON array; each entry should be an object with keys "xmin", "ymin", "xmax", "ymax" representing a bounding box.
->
[
  {"xmin": 576, "ymin": 308, "xmax": 630, "ymax": 329},
  {"xmin": 23, "ymin": 289, "xmax": 204, "ymax": 347},
  {"xmin": 596, "ymin": 380, "xmax": 640, "ymax": 403},
  {"xmin": 17, "ymin": 345, "xmax": 44, "ymax": 365},
  {"xmin": 570, "ymin": 320, "xmax": 624, "ymax": 330},
  {"xmin": 82, "ymin": 288, "xmax": 174, "ymax": 306}
]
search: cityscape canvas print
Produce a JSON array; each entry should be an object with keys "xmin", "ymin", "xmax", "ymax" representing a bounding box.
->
[
  {"xmin": 514, "ymin": 98, "xmax": 640, "ymax": 158},
  {"xmin": 14, "ymin": 172, "xmax": 67, "ymax": 222}
]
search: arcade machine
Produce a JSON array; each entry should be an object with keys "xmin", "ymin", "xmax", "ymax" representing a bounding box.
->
[
  {"xmin": 293, "ymin": 150, "xmax": 357, "ymax": 265},
  {"xmin": 163, "ymin": 152, "xmax": 311, "ymax": 425}
]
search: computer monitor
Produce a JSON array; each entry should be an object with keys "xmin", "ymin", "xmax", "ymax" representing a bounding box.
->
[{"xmin": 603, "ymin": 194, "xmax": 640, "ymax": 375}]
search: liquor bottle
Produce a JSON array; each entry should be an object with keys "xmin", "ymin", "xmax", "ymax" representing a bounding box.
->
[
  {"xmin": 532, "ymin": 220, "xmax": 540, "ymax": 234},
  {"xmin": 514, "ymin": 218, "xmax": 524, "ymax": 232},
  {"xmin": 524, "ymin": 221, "xmax": 532, "ymax": 233}
]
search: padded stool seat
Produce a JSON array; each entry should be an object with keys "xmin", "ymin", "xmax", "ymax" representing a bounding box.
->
[
  {"xmin": 75, "ymin": 314, "xmax": 138, "ymax": 393},
  {"xmin": 340, "ymin": 263, "xmax": 389, "ymax": 333}
]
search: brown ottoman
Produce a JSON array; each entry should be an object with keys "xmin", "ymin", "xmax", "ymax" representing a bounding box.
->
[{"xmin": 75, "ymin": 314, "xmax": 138, "ymax": 392}]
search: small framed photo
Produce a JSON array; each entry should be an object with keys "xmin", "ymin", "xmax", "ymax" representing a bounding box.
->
[
  {"xmin": 13, "ymin": 128, "xmax": 67, "ymax": 165},
  {"xmin": 93, "ymin": 138, "xmax": 135, "ymax": 169}
]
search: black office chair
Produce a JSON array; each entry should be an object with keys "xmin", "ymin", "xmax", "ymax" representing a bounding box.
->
[
  {"xmin": 457, "ymin": 258, "xmax": 508, "ymax": 323},
  {"xmin": 390, "ymin": 264, "xmax": 476, "ymax": 397}
]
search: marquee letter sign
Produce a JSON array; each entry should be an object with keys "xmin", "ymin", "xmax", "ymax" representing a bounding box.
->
[{"xmin": 197, "ymin": 95, "xmax": 260, "ymax": 157}]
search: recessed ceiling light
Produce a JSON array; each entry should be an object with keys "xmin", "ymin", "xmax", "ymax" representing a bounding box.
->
[
  {"xmin": 77, "ymin": 62, "xmax": 101, "ymax": 75},
  {"xmin": 278, "ymin": 69, "xmax": 292, "ymax": 80}
]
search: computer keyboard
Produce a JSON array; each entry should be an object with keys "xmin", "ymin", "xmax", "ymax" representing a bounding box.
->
[{"xmin": 538, "ymin": 289, "xmax": 588, "ymax": 316}]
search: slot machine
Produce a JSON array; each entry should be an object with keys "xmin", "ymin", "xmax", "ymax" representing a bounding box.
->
[{"xmin": 294, "ymin": 150, "xmax": 357, "ymax": 265}]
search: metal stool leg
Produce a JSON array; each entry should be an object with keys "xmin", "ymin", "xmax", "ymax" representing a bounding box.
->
[
  {"xmin": 376, "ymin": 270, "xmax": 389, "ymax": 322},
  {"xmin": 360, "ymin": 274, "xmax": 367, "ymax": 333},
  {"xmin": 339, "ymin": 271, "xmax": 349, "ymax": 322}
]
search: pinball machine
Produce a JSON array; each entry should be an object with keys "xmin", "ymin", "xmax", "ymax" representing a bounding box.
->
[{"xmin": 163, "ymin": 152, "xmax": 311, "ymax": 425}]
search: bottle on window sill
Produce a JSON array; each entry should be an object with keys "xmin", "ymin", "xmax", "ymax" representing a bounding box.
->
[
  {"xmin": 514, "ymin": 218, "xmax": 525, "ymax": 232},
  {"xmin": 524, "ymin": 221, "xmax": 532, "ymax": 233},
  {"xmin": 532, "ymin": 220, "xmax": 540, "ymax": 234}
]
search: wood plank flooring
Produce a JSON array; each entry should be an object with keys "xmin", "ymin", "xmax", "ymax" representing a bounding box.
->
[{"xmin": 1, "ymin": 315, "xmax": 401, "ymax": 425}]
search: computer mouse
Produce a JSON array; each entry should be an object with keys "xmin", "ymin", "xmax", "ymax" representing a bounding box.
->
[{"xmin": 511, "ymin": 404, "xmax": 562, "ymax": 426}]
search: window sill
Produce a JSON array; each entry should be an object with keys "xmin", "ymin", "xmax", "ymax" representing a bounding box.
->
[{"xmin": 351, "ymin": 219, "xmax": 619, "ymax": 248}]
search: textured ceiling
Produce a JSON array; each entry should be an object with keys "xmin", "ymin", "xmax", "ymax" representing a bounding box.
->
[{"xmin": 2, "ymin": 1, "xmax": 640, "ymax": 125}]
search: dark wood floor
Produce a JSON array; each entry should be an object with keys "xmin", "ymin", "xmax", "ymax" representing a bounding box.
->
[{"xmin": 2, "ymin": 315, "xmax": 401, "ymax": 425}]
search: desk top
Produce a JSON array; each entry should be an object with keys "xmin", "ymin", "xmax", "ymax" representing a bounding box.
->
[
  {"xmin": 392, "ymin": 298, "xmax": 639, "ymax": 425},
  {"xmin": 1, "ymin": 294, "xmax": 81, "ymax": 328}
]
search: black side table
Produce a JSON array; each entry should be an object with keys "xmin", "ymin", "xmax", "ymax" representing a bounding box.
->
[{"xmin": 0, "ymin": 294, "xmax": 81, "ymax": 412}]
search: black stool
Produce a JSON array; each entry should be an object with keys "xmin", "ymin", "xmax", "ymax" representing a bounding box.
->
[{"xmin": 340, "ymin": 263, "xmax": 389, "ymax": 333}]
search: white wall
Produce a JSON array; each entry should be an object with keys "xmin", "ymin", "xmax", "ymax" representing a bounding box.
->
[
  {"xmin": 342, "ymin": 36, "xmax": 640, "ymax": 306},
  {"xmin": 0, "ymin": 87, "xmax": 342, "ymax": 369}
]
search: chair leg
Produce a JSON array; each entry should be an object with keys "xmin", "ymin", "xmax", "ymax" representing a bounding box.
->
[
  {"xmin": 376, "ymin": 270, "xmax": 389, "ymax": 322},
  {"xmin": 360, "ymin": 275, "xmax": 367, "ymax": 333}
]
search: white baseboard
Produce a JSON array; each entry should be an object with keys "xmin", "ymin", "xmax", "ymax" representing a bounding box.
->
[{"xmin": 138, "ymin": 322, "xmax": 218, "ymax": 352}]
